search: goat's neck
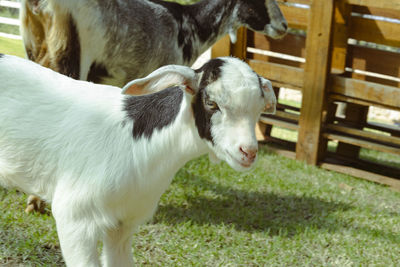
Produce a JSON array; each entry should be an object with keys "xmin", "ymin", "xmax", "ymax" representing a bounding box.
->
[
  {"xmin": 135, "ymin": 96, "xmax": 208, "ymax": 177},
  {"xmin": 186, "ymin": 0, "xmax": 238, "ymax": 59}
]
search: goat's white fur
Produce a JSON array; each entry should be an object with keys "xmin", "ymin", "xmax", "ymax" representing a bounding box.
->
[{"xmin": 0, "ymin": 55, "xmax": 275, "ymax": 266}]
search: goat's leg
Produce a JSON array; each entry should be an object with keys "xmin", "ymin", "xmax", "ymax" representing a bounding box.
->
[
  {"xmin": 101, "ymin": 222, "xmax": 136, "ymax": 267},
  {"xmin": 25, "ymin": 195, "xmax": 46, "ymax": 213},
  {"xmin": 52, "ymin": 205, "xmax": 101, "ymax": 267}
]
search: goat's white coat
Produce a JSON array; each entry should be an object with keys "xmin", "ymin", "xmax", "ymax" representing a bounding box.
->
[{"xmin": 0, "ymin": 55, "xmax": 275, "ymax": 266}]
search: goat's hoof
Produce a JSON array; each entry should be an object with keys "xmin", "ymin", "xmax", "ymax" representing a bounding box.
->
[{"xmin": 25, "ymin": 195, "xmax": 46, "ymax": 214}]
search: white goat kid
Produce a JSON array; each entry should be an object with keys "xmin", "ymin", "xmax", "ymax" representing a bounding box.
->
[
  {"xmin": 21, "ymin": 0, "xmax": 287, "ymax": 85},
  {"xmin": 0, "ymin": 53, "xmax": 276, "ymax": 266}
]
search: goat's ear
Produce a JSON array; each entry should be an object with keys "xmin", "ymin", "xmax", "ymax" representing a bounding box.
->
[
  {"xmin": 122, "ymin": 65, "xmax": 199, "ymax": 96},
  {"xmin": 259, "ymin": 76, "xmax": 277, "ymax": 114}
]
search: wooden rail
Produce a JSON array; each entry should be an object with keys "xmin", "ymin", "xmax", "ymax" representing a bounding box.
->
[
  {"xmin": 212, "ymin": 0, "xmax": 400, "ymax": 190},
  {"xmin": 0, "ymin": 0, "xmax": 21, "ymax": 40}
]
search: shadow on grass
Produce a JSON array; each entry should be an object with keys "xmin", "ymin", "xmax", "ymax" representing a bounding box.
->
[
  {"xmin": 155, "ymin": 171, "xmax": 348, "ymax": 236},
  {"xmin": 155, "ymin": 171, "xmax": 399, "ymax": 242}
]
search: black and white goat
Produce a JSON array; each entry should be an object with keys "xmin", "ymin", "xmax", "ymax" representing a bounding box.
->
[
  {"xmin": 0, "ymin": 53, "xmax": 276, "ymax": 266},
  {"xmin": 21, "ymin": 0, "xmax": 287, "ymax": 85}
]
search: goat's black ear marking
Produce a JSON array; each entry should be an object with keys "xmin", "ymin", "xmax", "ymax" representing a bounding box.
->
[
  {"xmin": 124, "ymin": 86, "xmax": 184, "ymax": 139},
  {"xmin": 195, "ymin": 58, "xmax": 225, "ymax": 88},
  {"xmin": 0, "ymin": 53, "xmax": 4, "ymax": 59}
]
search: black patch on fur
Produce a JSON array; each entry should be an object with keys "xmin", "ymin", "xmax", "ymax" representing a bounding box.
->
[
  {"xmin": 195, "ymin": 58, "xmax": 224, "ymax": 88},
  {"xmin": 87, "ymin": 62, "xmax": 111, "ymax": 84},
  {"xmin": 124, "ymin": 86, "xmax": 184, "ymax": 139},
  {"xmin": 192, "ymin": 89, "xmax": 215, "ymax": 143},
  {"xmin": 55, "ymin": 14, "xmax": 80, "ymax": 79},
  {"xmin": 238, "ymin": 0, "xmax": 271, "ymax": 31},
  {"xmin": 149, "ymin": 0, "xmax": 196, "ymax": 62},
  {"xmin": 0, "ymin": 53, "xmax": 4, "ymax": 59},
  {"xmin": 192, "ymin": 58, "xmax": 225, "ymax": 143}
]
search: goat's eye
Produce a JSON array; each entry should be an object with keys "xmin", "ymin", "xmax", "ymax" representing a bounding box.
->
[{"xmin": 205, "ymin": 99, "xmax": 219, "ymax": 111}]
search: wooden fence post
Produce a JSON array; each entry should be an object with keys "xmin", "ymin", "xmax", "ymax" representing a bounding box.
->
[{"xmin": 296, "ymin": 0, "xmax": 336, "ymax": 164}]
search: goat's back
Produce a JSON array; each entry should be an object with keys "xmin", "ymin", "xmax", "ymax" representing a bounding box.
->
[{"xmin": 0, "ymin": 55, "xmax": 131, "ymax": 199}]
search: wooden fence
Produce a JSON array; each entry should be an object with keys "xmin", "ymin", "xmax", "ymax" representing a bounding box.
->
[
  {"xmin": 0, "ymin": 0, "xmax": 21, "ymax": 39},
  {"xmin": 212, "ymin": 0, "xmax": 400, "ymax": 189}
]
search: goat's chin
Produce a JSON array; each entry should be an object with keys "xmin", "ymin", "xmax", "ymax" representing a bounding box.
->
[
  {"xmin": 227, "ymin": 160, "xmax": 255, "ymax": 172},
  {"xmin": 263, "ymin": 25, "xmax": 287, "ymax": 40},
  {"xmin": 222, "ymin": 152, "xmax": 256, "ymax": 172}
]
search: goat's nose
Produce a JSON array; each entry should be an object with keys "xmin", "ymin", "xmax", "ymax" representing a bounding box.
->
[{"xmin": 239, "ymin": 146, "xmax": 258, "ymax": 161}]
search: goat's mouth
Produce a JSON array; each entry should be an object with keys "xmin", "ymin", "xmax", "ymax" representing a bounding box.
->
[
  {"xmin": 264, "ymin": 24, "xmax": 288, "ymax": 39},
  {"xmin": 226, "ymin": 151, "xmax": 255, "ymax": 170}
]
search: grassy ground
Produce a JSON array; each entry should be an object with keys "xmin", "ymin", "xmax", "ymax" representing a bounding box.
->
[
  {"xmin": 1, "ymin": 35, "xmax": 400, "ymax": 266},
  {"xmin": 1, "ymin": 149, "xmax": 399, "ymax": 266},
  {"xmin": 0, "ymin": 36, "xmax": 25, "ymax": 57}
]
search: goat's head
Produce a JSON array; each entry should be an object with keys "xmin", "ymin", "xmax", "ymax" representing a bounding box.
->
[
  {"xmin": 235, "ymin": 0, "xmax": 288, "ymax": 41},
  {"xmin": 122, "ymin": 57, "xmax": 276, "ymax": 172}
]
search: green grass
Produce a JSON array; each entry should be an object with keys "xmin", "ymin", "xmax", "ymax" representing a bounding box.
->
[
  {"xmin": 0, "ymin": 36, "xmax": 25, "ymax": 57},
  {"xmin": 1, "ymin": 150, "xmax": 399, "ymax": 266}
]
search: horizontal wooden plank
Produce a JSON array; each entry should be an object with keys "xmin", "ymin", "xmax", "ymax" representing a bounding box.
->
[
  {"xmin": 278, "ymin": 103, "xmax": 301, "ymax": 112},
  {"xmin": 331, "ymin": 76, "xmax": 400, "ymax": 108},
  {"xmin": 259, "ymin": 116, "xmax": 299, "ymax": 131},
  {"xmin": 352, "ymin": 6, "xmax": 400, "ymax": 20},
  {"xmin": 250, "ymin": 32, "xmax": 306, "ymax": 58},
  {"xmin": 247, "ymin": 59, "xmax": 304, "ymax": 89},
  {"xmin": 321, "ymin": 162, "xmax": 400, "ymax": 191},
  {"xmin": 346, "ymin": 0, "xmax": 400, "ymax": 10},
  {"xmin": 323, "ymin": 132, "xmax": 400, "ymax": 155},
  {"xmin": 326, "ymin": 124, "xmax": 400, "ymax": 146},
  {"xmin": 366, "ymin": 122, "xmax": 400, "ymax": 136},
  {"xmin": 329, "ymin": 93, "xmax": 400, "ymax": 111},
  {"xmin": 350, "ymin": 16, "xmax": 400, "ymax": 47},
  {"xmin": 275, "ymin": 110, "xmax": 300, "ymax": 122}
]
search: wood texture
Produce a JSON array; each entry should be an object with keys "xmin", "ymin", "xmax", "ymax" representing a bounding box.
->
[
  {"xmin": 247, "ymin": 60, "xmax": 304, "ymax": 89},
  {"xmin": 350, "ymin": 16, "xmax": 400, "ymax": 47},
  {"xmin": 352, "ymin": 6, "xmax": 400, "ymax": 20},
  {"xmin": 296, "ymin": 0, "xmax": 335, "ymax": 164},
  {"xmin": 279, "ymin": 4, "xmax": 309, "ymax": 30},
  {"xmin": 259, "ymin": 116, "xmax": 299, "ymax": 131},
  {"xmin": 331, "ymin": 76, "xmax": 400, "ymax": 108},
  {"xmin": 349, "ymin": 45, "xmax": 400, "ymax": 88},
  {"xmin": 321, "ymin": 162, "xmax": 400, "ymax": 191},
  {"xmin": 211, "ymin": 34, "xmax": 231, "ymax": 58},
  {"xmin": 346, "ymin": 0, "xmax": 400, "ymax": 10},
  {"xmin": 331, "ymin": 1, "xmax": 352, "ymax": 73},
  {"xmin": 330, "ymin": 93, "xmax": 400, "ymax": 111},
  {"xmin": 324, "ymin": 133, "xmax": 400, "ymax": 155},
  {"xmin": 326, "ymin": 124, "xmax": 400, "ymax": 146}
]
